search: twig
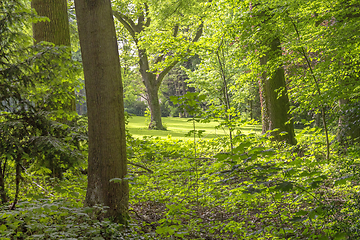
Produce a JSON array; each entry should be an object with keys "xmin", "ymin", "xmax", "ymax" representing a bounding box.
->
[
  {"xmin": 20, "ymin": 164, "xmax": 55, "ymax": 197},
  {"xmin": 128, "ymin": 161, "xmax": 153, "ymax": 173}
]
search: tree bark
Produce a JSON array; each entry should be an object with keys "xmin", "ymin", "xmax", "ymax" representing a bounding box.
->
[
  {"xmin": 142, "ymin": 72, "xmax": 164, "ymax": 129},
  {"xmin": 0, "ymin": 163, "xmax": 6, "ymax": 203},
  {"xmin": 32, "ymin": 0, "xmax": 71, "ymax": 46},
  {"xmin": 74, "ymin": 0, "xmax": 128, "ymax": 223},
  {"xmin": 31, "ymin": 0, "xmax": 75, "ymax": 111},
  {"xmin": 259, "ymin": 37, "xmax": 296, "ymax": 145}
]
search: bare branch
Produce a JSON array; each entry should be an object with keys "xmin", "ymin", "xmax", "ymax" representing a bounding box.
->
[{"xmin": 128, "ymin": 160, "xmax": 153, "ymax": 174}]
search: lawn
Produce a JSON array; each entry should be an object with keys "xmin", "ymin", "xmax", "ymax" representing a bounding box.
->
[{"xmin": 127, "ymin": 116, "xmax": 262, "ymax": 140}]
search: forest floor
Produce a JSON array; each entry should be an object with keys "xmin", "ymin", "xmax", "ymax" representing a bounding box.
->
[{"xmin": 1, "ymin": 117, "xmax": 357, "ymax": 239}]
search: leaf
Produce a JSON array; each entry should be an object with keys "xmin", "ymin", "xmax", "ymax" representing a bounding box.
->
[
  {"xmin": 289, "ymin": 216, "xmax": 307, "ymax": 222},
  {"xmin": 110, "ymin": 178, "xmax": 123, "ymax": 183},
  {"xmin": 0, "ymin": 224, "xmax": 6, "ymax": 231},
  {"xmin": 334, "ymin": 232, "xmax": 348, "ymax": 240},
  {"xmin": 334, "ymin": 175, "xmax": 353, "ymax": 186},
  {"xmin": 233, "ymin": 142, "xmax": 252, "ymax": 153},
  {"xmin": 294, "ymin": 210, "xmax": 308, "ymax": 216},
  {"xmin": 275, "ymin": 181, "xmax": 294, "ymax": 192},
  {"xmin": 213, "ymin": 153, "xmax": 230, "ymax": 161}
]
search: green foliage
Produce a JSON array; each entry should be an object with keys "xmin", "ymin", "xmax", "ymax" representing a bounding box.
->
[
  {"xmin": 0, "ymin": 0, "xmax": 86, "ymax": 204},
  {"xmin": 0, "ymin": 199, "xmax": 151, "ymax": 240},
  {"xmin": 2, "ymin": 0, "xmax": 360, "ymax": 239}
]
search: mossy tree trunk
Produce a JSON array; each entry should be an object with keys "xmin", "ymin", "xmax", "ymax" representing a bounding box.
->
[
  {"xmin": 259, "ymin": 37, "xmax": 296, "ymax": 145},
  {"xmin": 74, "ymin": 0, "xmax": 128, "ymax": 223}
]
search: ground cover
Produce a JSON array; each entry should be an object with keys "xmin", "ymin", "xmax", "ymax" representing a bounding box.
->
[
  {"xmin": 127, "ymin": 116, "xmax": 262, "ymax": 140},
  {"xmin": 1, "ymin": 121, "xmax": 358, "ymax": 239}
]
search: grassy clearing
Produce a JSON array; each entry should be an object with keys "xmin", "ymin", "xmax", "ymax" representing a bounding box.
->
[{"xmin": 127, "ymin": 116, "xmax": 262, "ymax": 140}]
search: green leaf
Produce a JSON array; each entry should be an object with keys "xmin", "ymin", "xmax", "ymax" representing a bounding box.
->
[
  {"xmin": 334, "ymin": 175, "xmax": 353, "ymax": 186},
  {"xmin": 294, "ymin": 210, "xmax": 308, "ymax": 216},
  {"xmin": 0, "ymin": 224, "xmax": 6, "ymax": 231},
  {"xmin": 213, "ymin": 153, "xmax": 230, "ymax": 161},
  {"xmin": 110, "ymin": 178, "xmax": 123, "ymax": 183},
  {"xmin": 275, "ymin": 181, "xmax": 294, "ymax": 192},
  {"xmin": 334, "ymin": 232, "xmax": 348, "ymax": 240}
]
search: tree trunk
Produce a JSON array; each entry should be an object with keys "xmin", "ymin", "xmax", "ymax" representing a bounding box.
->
[
  {"xmin": 337, "ymin": 99, "xmax": 360, "ymax": 145},
  {"xmin": 0, "ymin": 164, "xmax": 6, "ymax": 203},
  {"xmin": 259, "ymin": 37, "xmax": 296, "ymax": 145},
  {"xmin": 32, "ymin": 0, "xmax": 71, "ymax": 46},
  {"xmin": 31, "ymin": 0, "xmax": 75, "ymax": 111},
  {"xmin": 74, "ymin": 0, "xmax": 128, "ymax": 223},
  {"xmin": 141, "ymin": 71, "xmax": 165, "ymax": 129}
]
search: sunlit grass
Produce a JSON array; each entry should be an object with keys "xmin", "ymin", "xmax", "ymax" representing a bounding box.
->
[{"xmin": 127, "ymin": 116, "xmax": 262, "ymax": 140}]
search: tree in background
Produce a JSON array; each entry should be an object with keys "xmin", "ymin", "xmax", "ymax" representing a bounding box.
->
[
  {"xmin": 31, "ymin": 0, "xmax": 76, "ymax": 111},
  {"xmin": 224, "ymin": 0, "xmax": 298, "ymax": 145},
  {"xmin": 74, "ymin": 0, "xmax": 128, "ymax": 223},
  {"xmin": 112, "ymin": 0, "xmax": 206, "ymax": 129},
  {"xmin": 259, "ymin": 37, "xmax": 296, "ymax": 145}
]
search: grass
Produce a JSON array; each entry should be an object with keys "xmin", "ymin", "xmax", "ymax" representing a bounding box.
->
[{"xmin": 127, "ymin": 116, "xmax": 262, "ymax": 140}]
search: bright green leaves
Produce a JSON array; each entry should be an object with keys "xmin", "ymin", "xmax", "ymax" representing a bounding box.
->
[{"xmin": 170, "ymin": 92, "xmax": 206, "ymax": 116}]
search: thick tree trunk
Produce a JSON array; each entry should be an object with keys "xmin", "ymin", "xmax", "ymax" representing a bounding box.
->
[
  {"xmin": 74, "ymin": 0, "xmax": 128, "ymax": 223},
  {"xmin": 31, "ymin": 0, "xmax": 75, "ymax": 111},
  {"xmin": 259, "ymin": 37, "xmax": 296, "ymax": 145},
  {"xmin": 147, "ymin": 85, "xmax": 164, "ymax": 129}
]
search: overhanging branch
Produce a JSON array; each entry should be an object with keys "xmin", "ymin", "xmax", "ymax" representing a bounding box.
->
[{"xmin": 113, "ymin": 11, "xmax": 136, "ymax": 39}]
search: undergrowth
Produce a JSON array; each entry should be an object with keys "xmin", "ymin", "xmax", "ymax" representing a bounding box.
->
[{"xmin": 1, "ymin": 125, "xmax": 359, "ymax": 239}]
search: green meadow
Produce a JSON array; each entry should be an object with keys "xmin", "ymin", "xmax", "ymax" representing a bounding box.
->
[{"xmin": 127, "ymin": 116, "xmax": 262, "ymax": 139}]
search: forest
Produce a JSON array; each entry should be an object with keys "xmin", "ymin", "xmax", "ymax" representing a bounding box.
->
[{"xmin": 0, "ymin": 0, "xmax": 360, "ymax": 239}]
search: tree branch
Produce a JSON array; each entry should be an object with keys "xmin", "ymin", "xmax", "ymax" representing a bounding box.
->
[
  {"xmin": 144, "ymin": 3, "xmax": 151, "ymax": 27},
  {"xmin": 173, "ymin": 25, "xmax": 179, "ymax": 37},
  {"xmin": 128, "ymin": 160, "xmax": 153, "ymax": 173},
  {"xmin": 112, "ymin": 11, "xmax": 136, "ymax": 39},
  {"xmin": 156, "ymin": 22, "xmax": 203, "ymax": 85},
  {"xmin": 192, "ymin": 22, "xmax": 203, "ymax": 43}
]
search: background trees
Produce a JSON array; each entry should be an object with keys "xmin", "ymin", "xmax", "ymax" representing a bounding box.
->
[
  {"xmin": 0, "ymin": 0, "xmax": 84, "ymax": 205},
  {"xmin": 112, "ymin": 0, "xmax": 205, "ymax": 129}
]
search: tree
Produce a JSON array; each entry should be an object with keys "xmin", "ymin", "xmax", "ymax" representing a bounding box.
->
[
  {"xmin": 31, "ymin": 0, "xmax": 76, "ymax": 111},
  {"xmin": 112, "ymin": 0, "xmax": 204, "ymax": 129},
  {"xmin": 74, "ymin": 0, "xmax": 128, "ymax": 223},
  {"xmin": 224, "ymin": 1, "xmax": 297, "ymax": 144},
  {"xmin": 259, "ymin": 37, "xmax": 296, "ymax": 144}
]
